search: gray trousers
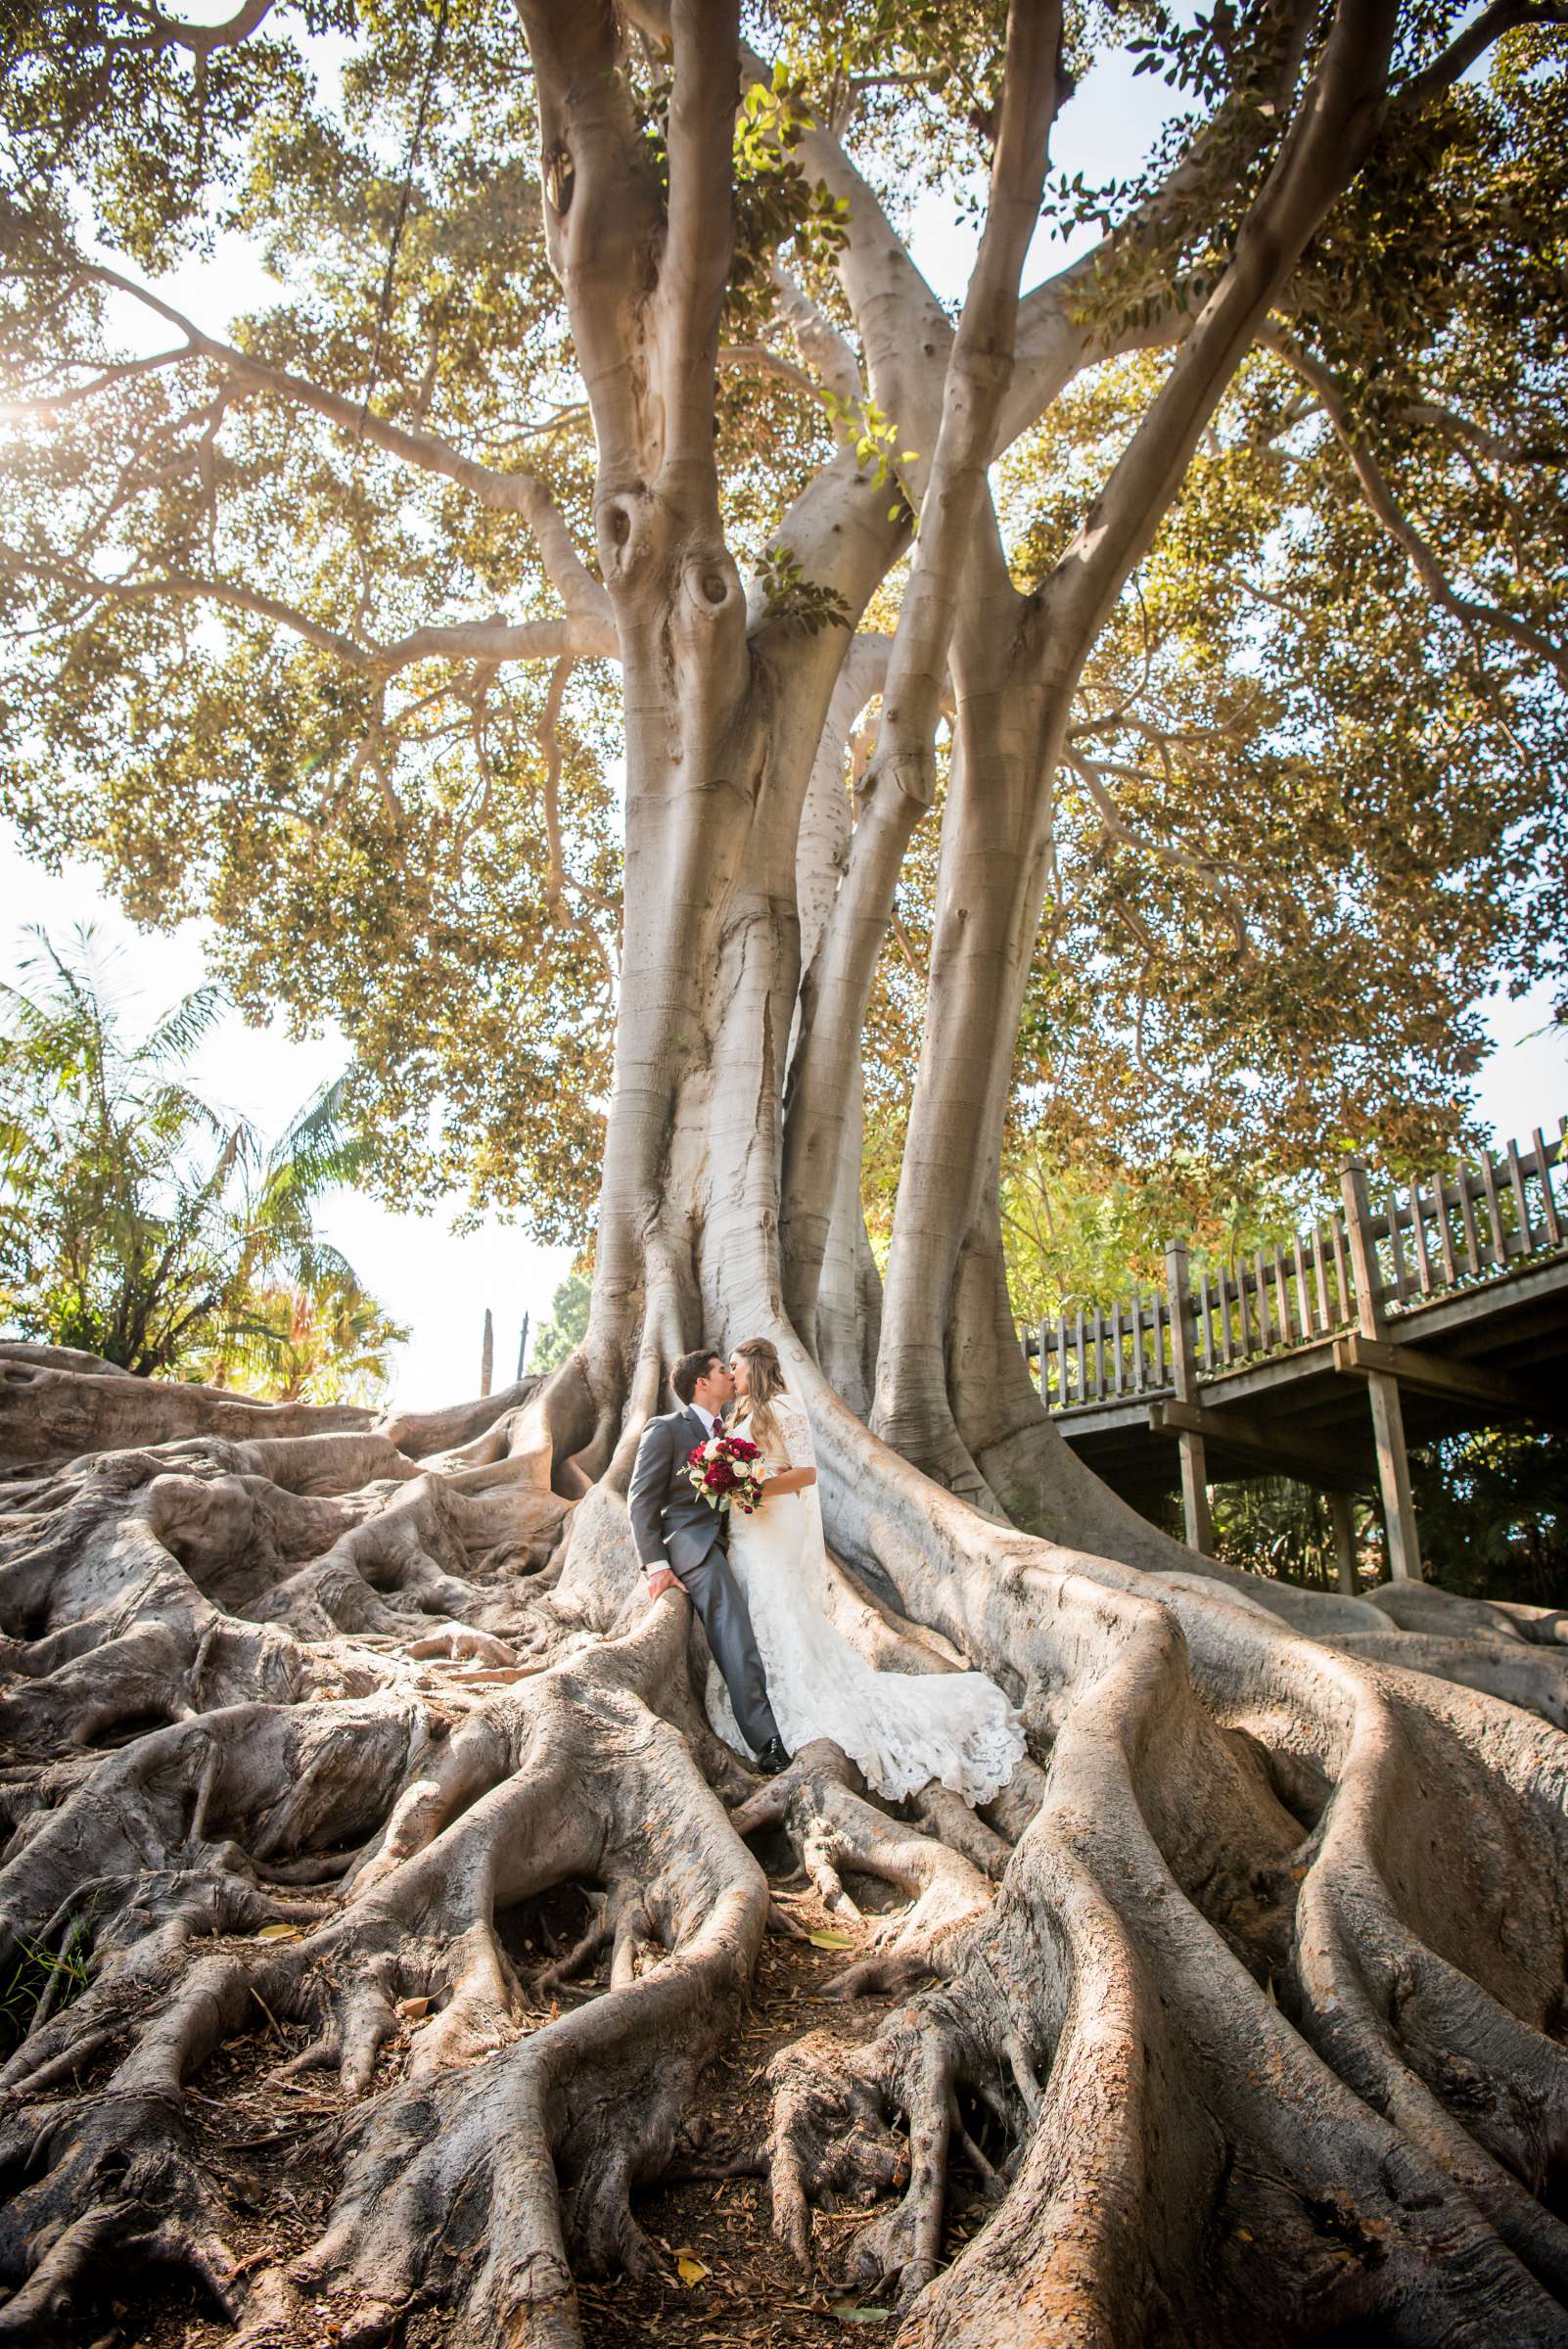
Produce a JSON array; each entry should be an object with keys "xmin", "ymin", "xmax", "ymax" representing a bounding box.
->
[{"xmin": 677, "ymin": 1541, "xmax": 781, "ymax": 1755}]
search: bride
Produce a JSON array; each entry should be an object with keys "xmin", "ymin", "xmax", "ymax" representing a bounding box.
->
[{"xmin": 708, "ymin": 1336, "xmax": 1026, "ymax": 1808}]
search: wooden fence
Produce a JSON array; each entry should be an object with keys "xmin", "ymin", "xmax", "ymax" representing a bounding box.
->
[{"xmin": 1021, "ymin": 1116, "xmax": 1568, "ymax": 1411}]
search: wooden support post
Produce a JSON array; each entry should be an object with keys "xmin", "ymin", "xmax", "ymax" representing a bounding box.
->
[
  {"xmin": 480, "ymin": 1307, "xmax": 494, "ymax": 1399},
  {"xmin": 1341, "ymin": 1163, "xmax": 1422, "ymax": 1582},
  {"xmin": 517, "ymin": 1312, "xmax": 530, "ymax": 1380},
  {"xmin": 1328, "ymin": 1490, "xmax": 1360, "ymax": 1596},
  {"xmin": 1165, "ymin": 1242, "xmax": 1213, "ymax": 1556}
]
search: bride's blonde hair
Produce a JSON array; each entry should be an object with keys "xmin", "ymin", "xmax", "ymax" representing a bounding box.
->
[{"xmin": 731, "ymin": 1336, "xmax": 787, "ymax": 1452}]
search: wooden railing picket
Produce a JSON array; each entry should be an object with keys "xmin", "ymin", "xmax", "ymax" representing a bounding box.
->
[
  {"xmin": 1430, "ymin": 1172, "xmax": 1457, "ymax": 1286},
  {"xmin": 1506, "ymin": 1137, "xmax": 1533, "ymax": 1253},
  {"xmin": 1535, "ymin": 1128, "xmax": 1563, "ymax": 1247},
  {"xmin": 1313, "ymin": 1222, "xmax": 1331, "ymax": 1325},
  {"xmin": 1330, "ymin": 1213, "xmax": 1352, "ymax": 1324},
  {"xmin": 1456, "ymin": 1166, "xmax": 1482, "ymax": 1275},
  {"xmin": 1197, "ymin": 1272, "xmax": 1215, "ymax": 1372},
  {"xmin": 1408, "ymin": 1179, "xmax": 1433, "ymax": 1295},
  {"xmin": 1273, "ymin": 1246, "xmax": 1292, "ymax": 1344},
  {"xmin": 1478, "ymin": 1147, "xmax": 1509, "ymax": 1265},
  {"xmin": 1386, "ymin": 1188, "xmax": 1410, "ymax": 1305},
  {"xmin": 1293, "ymin": 1232, "xmax": 1314, "ymax": 1336},
  {"xmin": 1075, "ymin": 1307, "xmax": 1087, "ymax": 1402}
]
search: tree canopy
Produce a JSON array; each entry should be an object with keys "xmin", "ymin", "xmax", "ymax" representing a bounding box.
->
[{"xmin": 2, "ymin": 0, "xmax": 1563, "ymax": 1253}]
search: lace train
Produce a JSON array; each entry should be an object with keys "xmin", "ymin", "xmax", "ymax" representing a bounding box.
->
[{"xmin": 707, "ymin": 1399, "xmax": 1025, "ymax": 1808}]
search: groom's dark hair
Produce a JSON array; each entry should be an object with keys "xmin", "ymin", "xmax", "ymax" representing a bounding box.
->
[{"xmin": 672, "ymin": 1347, "xmax": 722, "ymax": 1405}]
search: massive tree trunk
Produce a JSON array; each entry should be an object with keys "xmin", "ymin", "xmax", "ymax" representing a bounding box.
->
[{"xmin": 9, "ymin": 5, "xmax": 1568, "ymax": 2347}]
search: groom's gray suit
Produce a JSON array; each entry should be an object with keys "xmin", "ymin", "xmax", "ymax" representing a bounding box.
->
[{"xmin": 628, "ymin": 1405, "xmax": 781, "ymax": 1755}]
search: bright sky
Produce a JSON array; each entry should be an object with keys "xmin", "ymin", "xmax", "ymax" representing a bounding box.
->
[{"xmin": 4, "ymin": 15, "xmax": 1562, "ymax": 1410}]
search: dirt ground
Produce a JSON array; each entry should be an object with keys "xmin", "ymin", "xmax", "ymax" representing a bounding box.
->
[{"xmin": 56, "ymin": 1865, "xmax": 992, "ymax": 2349}]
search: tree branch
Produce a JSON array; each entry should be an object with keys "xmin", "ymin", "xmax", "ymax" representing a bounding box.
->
[
  {"xmin": 0, "ymin": 347, "xmax": 193, "ymax": 415},
  {"xmin": 517, "ymin": 0, "xmax": 665, "ymax": 487},
  {"xmin": 1396, "ymin": 1, "xmax": 1568, "ymax": 112},
  {"xmin": 1263, "ymin": 326, "xmax": 1568, "ymax": 688},
  {"xmin": 744, "ymin": 38, "xmax": 951, "ymax": 456},
  {"xmin": 102, "ymin": 0, "xmax": 277, "ymax": 57},
  {"xmin": 1036, "ymin": 0, "xmax": 1401, "ymax": 663},
  {"xmin": 717, "ymin": 342, "xmax": 824, "ymax": 406},
  {"xmin": 1065, "ymin": 749, "xmax": 1252, "ymax": 951},
  {"xmin": 770, "ymin": 266, "xmax": 863, "ymax": 407},
  {"xmin": 864, "ymin": 0, "xmax": 1065, "ymax": 809},
  {"xmin": 1399, "ymin": 401, "xmax": 1565, "ymax": 470},
  {"xmin": 10, "ymin": 547, "xmax": 616, "ymax": 674},
  {"xmin": 45, "ymin": 258, "xmax": 611, "ymax": 627},
  {"xmin": 660, "ymin": 0, "xmax": 740, "ymax": 484}
]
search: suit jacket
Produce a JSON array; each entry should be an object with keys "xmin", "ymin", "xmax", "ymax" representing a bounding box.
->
[{"xmin": 628, "ymin": 1405, "xmax": 730, "ymax": 1578}]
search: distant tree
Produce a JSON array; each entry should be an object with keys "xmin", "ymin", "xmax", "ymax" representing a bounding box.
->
[
  {"xmin": 0, "ymin": 925, "xmax": 400, "ymax": 1390},
  {"xmin": 527, "ymin": 1268, "xmax": 591, "ymax": 1376},
  {"xmin": 1412, "ymin": 1424, "xmax": 1568, "ymax": 1607}
]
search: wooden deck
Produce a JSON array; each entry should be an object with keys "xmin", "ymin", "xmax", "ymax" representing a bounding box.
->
[{"xmin": 1017, "ymin": 1118, "xmax": 1568, "ymax": 1578}]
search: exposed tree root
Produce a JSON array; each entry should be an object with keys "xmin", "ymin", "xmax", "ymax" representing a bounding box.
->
[
  {"xmin": 5, "ymin": 1353, "xmax": 1568, "ymax": 2348},
  {"xmin": 0, "ymin": 1356, "xmax": 374, "ymax": 1475},
  {"xmin": 733, "ymin": 1744, "xmax": 994, "ymax": 1999}
]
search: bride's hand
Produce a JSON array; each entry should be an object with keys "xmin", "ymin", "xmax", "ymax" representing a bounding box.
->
[{"xmin": 756, "ymin": 1466, "xmax": 815, "ymax": 1501}]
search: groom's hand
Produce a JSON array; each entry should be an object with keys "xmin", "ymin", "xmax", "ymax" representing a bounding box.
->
[{"xmin": 645, "ymin": 1567, "xmax": 680, "ymax": 1602}]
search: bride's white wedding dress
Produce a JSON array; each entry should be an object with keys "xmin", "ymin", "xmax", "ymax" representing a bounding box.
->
[{"xmin": 707, "ymin": 1393, "xmax": 1026, "ymax": 1806}]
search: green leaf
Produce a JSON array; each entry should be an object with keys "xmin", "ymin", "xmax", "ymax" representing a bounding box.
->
[{"xmin": 807, "ymin": 1928, "xmax": 855, "ymax": 1949}]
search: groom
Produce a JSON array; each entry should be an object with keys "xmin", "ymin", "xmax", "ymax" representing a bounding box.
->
[{"xmin": 628, "ymin": 1346, "xmax": 790, "ymax": 1776}]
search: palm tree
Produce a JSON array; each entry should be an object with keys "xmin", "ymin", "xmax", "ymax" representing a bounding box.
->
[{"xmin": 0, "ymin": 926, "xmax": 403, "ymax": 1395}]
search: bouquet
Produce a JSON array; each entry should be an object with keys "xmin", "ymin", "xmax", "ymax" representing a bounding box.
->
[{"xmin": 685, "ymin": 1431, "xmax": 766, "ymax": 1515}]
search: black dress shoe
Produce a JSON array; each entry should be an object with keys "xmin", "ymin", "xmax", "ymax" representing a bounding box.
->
[{"xmin": 755, "ymin": 1738, "xmax": 792, "ymax": 1777}]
